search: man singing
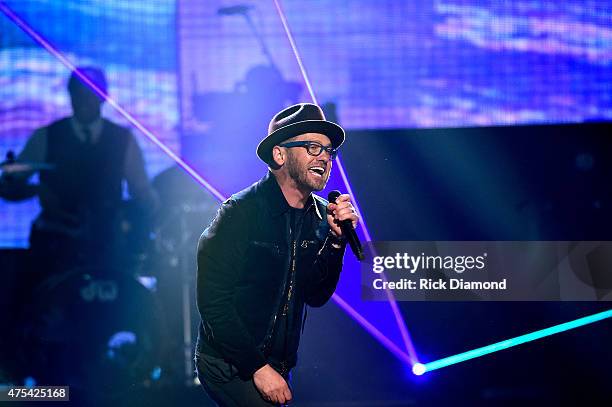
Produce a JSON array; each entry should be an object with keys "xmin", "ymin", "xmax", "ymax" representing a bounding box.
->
[{"xmin": 195, "ymin": 103, "xmax": 359, "ymax": 406}]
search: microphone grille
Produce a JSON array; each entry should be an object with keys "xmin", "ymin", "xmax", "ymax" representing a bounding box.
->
[{"xmin": 327, "ymin": 190, "xmax": 341, "ymax": 203}]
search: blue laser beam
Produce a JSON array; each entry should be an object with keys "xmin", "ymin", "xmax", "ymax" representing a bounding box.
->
[{"xmin": 413, "ymin": 309, "xmax": 612, "ymax": 375}]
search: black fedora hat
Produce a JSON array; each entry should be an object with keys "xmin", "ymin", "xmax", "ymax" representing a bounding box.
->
[{"xmin": 256, "ymin": 103, "xmax": 345, "ymax": 165}]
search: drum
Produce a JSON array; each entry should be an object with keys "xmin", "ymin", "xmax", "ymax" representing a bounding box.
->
[{"xmin": 16, "ymin": 266, "xmax": 168, "ymax": 399}]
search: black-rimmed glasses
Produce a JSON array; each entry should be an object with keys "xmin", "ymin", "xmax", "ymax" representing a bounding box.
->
[{"xmin": 279, "ymin": 141, "xmax": 338, "ymax": 159}]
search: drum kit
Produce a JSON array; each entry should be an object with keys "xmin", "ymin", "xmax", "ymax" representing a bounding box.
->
[
  {"xmin": 0, "ymin": 150, "xmax": 56, "ymax": 174},
  {"xmin": 1, "ymin": 153, "xmax": 219, "ymax": 397}
]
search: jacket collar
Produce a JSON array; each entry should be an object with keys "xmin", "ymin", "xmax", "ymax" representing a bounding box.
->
[{"xmin": 261, "ymin": 171, "xmax": 323, "ymax": 220}]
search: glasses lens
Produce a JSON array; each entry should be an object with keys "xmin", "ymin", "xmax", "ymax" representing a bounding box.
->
[
  {"xmin": 304, "ymin": 142, "xmax": 337, "ymax": 158},
  {"xmin": 307, "ymin": 143, "xmax": 322, "ymax": 156}
]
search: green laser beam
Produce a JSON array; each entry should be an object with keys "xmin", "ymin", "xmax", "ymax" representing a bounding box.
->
[{"xmin": 413, "ymin": 309, "xmax": 612, "ymax": 375}]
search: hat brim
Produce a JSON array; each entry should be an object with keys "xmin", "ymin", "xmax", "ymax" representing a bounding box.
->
[{"xmin": 256, "ymin": 120, "xmax": 345, "ymax": 165}]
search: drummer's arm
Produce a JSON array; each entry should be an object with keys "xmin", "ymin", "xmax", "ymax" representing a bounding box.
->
[
  {"xmin": 123, "ymin": 132, "xmax": 158, "ymax": 213},
  {"xmin": 0, "ymin": 128, "xmax": 45, "ymax": 201}
]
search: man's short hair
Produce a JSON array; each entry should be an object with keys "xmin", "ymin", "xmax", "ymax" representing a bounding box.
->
[{"xmin": 67, "ymin": 66, "xmax": 108, "ymax": 95}]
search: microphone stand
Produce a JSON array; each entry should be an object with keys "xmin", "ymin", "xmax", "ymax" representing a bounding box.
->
[{"xmin": 241, "ymin": 10, "xmax": 279, "ymax": 70}]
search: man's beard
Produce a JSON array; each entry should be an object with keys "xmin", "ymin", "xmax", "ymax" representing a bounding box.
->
[{"xmin": 286, "ymin": 153, "xmax": 328, "ymax": 192}]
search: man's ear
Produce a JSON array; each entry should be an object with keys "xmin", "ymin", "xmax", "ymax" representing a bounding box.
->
[{"xmin": 272, "ymin": 145, "xmax": 285, "ymax": 167}]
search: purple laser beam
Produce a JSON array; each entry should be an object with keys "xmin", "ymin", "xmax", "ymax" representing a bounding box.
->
[
  {"xmin": 0, "ymin": 2, "xmax": 226, "ymax": 203},
  {"xmin": 333, "ymin": 295, "xmax": 413, "ymax": 365},
  {"xmin": 272, "ymin": 0, "xmax": 418, "ymax": 364}
]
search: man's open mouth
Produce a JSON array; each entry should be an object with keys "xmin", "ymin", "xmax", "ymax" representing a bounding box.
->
[{"xmin": 308, "ymin": 166, "xmax": 325, "ymax": 177}]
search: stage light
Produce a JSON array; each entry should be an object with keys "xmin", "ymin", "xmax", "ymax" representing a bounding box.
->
[
  {"xmin": 24, "ymin": 376, "xmax": 36, "ymax": 388},
  {"xmin": 107, "ymin": 331, "xmax": 137, "ymax": 360},
  {"xmin": 412, "ymin": 363, "xmax": 426, "ymax": 376},
  {"xmin": 150, "ymin": 366, "xmax": 162, "ymax": 381}
]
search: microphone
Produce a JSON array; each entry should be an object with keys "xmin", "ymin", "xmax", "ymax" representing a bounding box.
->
[
  {"xmin": 217, "ymin": 4, "xmax": 253, "ymax": 15},
  {"xmin": 328, "ymin": 190, "xmax": 364, "ymax": 261}
]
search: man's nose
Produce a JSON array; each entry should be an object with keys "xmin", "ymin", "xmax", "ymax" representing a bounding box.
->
[{"xmin": 318, "ymin": 150, "xmax": 332, "ymax": 162}]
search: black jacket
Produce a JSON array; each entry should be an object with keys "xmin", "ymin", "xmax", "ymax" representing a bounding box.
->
[{"xmin": 196, "ymin": 171, "xmax": 346, "ymax": 379}]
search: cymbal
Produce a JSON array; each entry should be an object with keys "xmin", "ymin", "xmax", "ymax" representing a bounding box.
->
[{"xmin": 0, "ymin": 161, "xmax": 56, "ymax": 174}]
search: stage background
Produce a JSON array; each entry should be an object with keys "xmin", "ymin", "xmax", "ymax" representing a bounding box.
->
[
  {"xmin": 0, "ymin": 0, "xmax": 179, "ymax": 247},
  {"xmin": 2, "ymin": 0, "xmax": 611, "ymax": 246},
  {"xmin": 0, "ymin": 2, "xmax": 611, "ymax": 404}
]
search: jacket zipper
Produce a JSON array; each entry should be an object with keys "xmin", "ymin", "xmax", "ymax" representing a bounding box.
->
[
  {"xmin": 282, "ymin": 240, "xmax": 297, "ymax": 316},
  {"xmin": 263, "ymin": 224, "xmax": 297, "ymax": 353}
]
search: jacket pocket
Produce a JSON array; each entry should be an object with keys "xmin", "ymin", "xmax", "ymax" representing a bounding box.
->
[{"xmin": 195, "ymin": 351, "xmax": 239, "ymax": 384}]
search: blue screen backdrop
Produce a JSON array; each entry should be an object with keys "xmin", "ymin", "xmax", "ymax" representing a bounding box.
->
[
  {"xmin": 0, "ymin": 0, "xmax": 178, "ymax": 247},
  {"xmin": 1, "ymin": 0, "xmax": 611, "ymax": 247}
]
